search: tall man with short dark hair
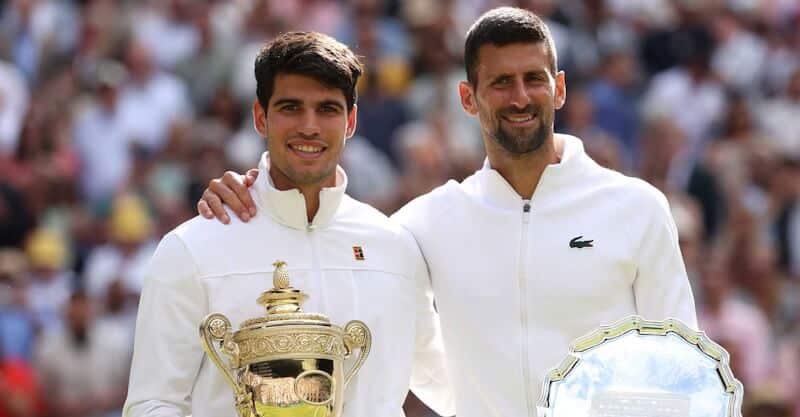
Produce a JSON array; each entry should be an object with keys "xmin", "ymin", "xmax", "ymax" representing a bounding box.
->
[
  {"xmin": 124, "ymin": 31, "xmax": 454, "ymax": 417},
  {"xmin": 200, "ymin": 8, "xmax": 697, "ymax": 417}
]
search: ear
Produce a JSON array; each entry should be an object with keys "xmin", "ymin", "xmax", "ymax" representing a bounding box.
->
[
  {"xmin": 459, "ymin": 81, "xmax": 478, "ymax": 115},
  {"xmin": 554, "ymin": 71, "xmax": 567, "ymax": 110},
  {"xmin": 345, "ymin": 104, "xmax": 358, "ymax": 139},
  {"xmin": 252, "ymin": 100, "xmax": 267, "ymax": 136}
]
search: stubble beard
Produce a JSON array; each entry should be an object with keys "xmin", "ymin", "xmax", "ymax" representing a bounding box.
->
[
  {"xmin": 283, "ymin": 162, "xmax": 337, "ymax": 188},
  {"xmin": 493, "ymin": 122, "xmax": 548, "ymax": 155},
  {"xmin": 490, "ymin": 109, "xmax": 551, "ymax": 156}
]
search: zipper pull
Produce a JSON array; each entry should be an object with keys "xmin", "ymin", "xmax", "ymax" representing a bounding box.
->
[{"xmin": 522, "ymin": 201, "xmax": 531, "ymax": 224}]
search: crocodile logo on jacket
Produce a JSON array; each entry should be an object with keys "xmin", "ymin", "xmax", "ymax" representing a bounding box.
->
[{"xmin": 569, "ymin": 236, "xmax": 594, "ymax": 249}]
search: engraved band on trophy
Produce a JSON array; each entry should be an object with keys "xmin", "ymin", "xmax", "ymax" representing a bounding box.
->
[
  {"xmin": 199, "ymin": 261, "xmax": 372, "ymax": 417},
  {"xmin": 538, "ymin": 315, "xmax": 744, "ymax": 417}
]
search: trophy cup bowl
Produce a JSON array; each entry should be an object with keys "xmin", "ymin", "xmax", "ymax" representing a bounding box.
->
[{"xmin": 199, "ymin": 261, "xmax": 371, "ymax": 417}]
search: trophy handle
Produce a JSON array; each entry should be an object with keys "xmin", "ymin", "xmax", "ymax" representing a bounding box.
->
[
  {"xmin": 199, "ymin": 313, "xmax": 243, "ymax": 395},
  {"xmin": 342, "ymin": 320, "xmax": 372, "ymax": 390}
]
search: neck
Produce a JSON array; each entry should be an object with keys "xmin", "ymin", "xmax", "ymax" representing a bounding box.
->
[
  {"xmin": 269, "ymin": 168, "xmax": 335, "ymax": 223},
  {"xmin": 485, "ymin": 134, "xmax": 562, "ymax": 199}
]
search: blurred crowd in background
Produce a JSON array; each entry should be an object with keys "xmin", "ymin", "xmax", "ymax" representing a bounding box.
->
[{"xmin": 0, "ymin": 0, "xmax": 799, "ymax": 416}]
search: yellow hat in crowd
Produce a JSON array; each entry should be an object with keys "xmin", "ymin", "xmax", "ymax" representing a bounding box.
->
[
  {"xmin": 108, "ymin": 194, "xmax": 153, "ymax": 244},
  {"xmin": 25, "ymin": 228, "xmax": 68, "ymax": 270}
]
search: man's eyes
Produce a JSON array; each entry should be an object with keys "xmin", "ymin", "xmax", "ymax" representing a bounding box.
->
[{"xmin": 319, "ymin": 105, "xmax": 341, "ymax": 114}]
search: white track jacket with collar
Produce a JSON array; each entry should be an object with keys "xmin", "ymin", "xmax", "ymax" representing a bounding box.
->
[
  {"xmin": 391, "ymin": 134, "xmax": 698, "ymax": 417},
  {"xmin": 124, "ymin": 153, "xmax": 454, "ymax": 417}
]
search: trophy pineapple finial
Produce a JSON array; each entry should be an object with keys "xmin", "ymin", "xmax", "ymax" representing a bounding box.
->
[
  {"xmin": 272, "ymin": 261, "xmax": 290, "ymax": 289},
  {"xmin": 257, "ymin": 260, "xmax": 307, "ymax": 315}
]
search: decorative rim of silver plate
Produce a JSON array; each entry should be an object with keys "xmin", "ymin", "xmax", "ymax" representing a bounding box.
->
[{"xmin": 537, "ymin": 315, "xmax": 744, "ymax": 417}]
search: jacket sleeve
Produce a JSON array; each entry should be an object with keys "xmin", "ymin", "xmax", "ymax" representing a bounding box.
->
[
  {"xmin": 632, "ymin": 192, "xmax": 698, "ymax": 330},
  {"xmin": 402, "ymin": 227, "xmax": 456, "ymax": 417},
  {"xmin": 123, "ymin": 232, "xmax": 208, "ymax": 417}
]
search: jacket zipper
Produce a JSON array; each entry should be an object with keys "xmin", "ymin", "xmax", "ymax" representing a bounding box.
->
[
  {"xmin": 307, "ymin": 224, "xmax": 326, "ymax": 311},
  {"xmin": 520, "ymin": 201, "xmax": 534, "ymax": 417}
]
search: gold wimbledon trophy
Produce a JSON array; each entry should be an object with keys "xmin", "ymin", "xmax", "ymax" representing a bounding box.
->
[{"xmin": 199, "ymin": 261, "xmax": 371, "ymax": 417}]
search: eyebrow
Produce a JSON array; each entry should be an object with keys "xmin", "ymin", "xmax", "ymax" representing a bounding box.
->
[
  {"xmin": 489, "ymin": 69, "xmax": 549, "ymax": 82},
  {"xmin": 272, "ymin": 98, "xmax": 345, "ymax": 110}
]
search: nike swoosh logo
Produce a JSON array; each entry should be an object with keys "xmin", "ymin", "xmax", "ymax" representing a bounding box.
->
[{"xmin": 570, "ymin": 236, "xmax": 594, "ymax": 249}]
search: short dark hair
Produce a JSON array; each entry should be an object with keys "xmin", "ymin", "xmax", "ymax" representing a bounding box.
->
[
  {"xmin": 255, "ymin": 31, "xmax": 363, "ymax": 111},
  {"xmin": 464, "ymin": 7, "xmax": 557, "ymax": 86}
]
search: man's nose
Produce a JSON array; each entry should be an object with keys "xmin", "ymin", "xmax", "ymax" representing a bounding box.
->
[
  {"xmin": 509, "ymin": 79, "xmax": 532, "ymax": 109},
  {"xmin": 297, "ymin": 110, "xmax": 321, "ymax": 136}
]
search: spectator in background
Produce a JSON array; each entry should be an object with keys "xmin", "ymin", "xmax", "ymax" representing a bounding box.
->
[
  {"xmin": 669, "ymin": 192, "xmax": 705, "ymax": 296},
  {"xmin": 0, "ymin": 341, "xmax": 42, "ymax": 417},
  {"xmin": 350, "ymin": 15, "xmax": 411, "ymax": 166},
  {"xmin": 0, "ymin": 250, "xmax": 39, "ymax": 417},
  {"xmin": 586, "ymin": 50, "xmax": 641, "ymax": 164},
  {"xmin": 0, "ymin": 249, "xmax": 36, "ymax": 362},
  {"xmin": 83, "ymin": 194, "xmax": 156, "ymax": 317},
  {"xmin": 392, "ymin": 121, "xmax": 454, "ymax": 209},
  {"xmin": 174, "ymin": 3, "xmax": 234, "ymax": 112},
  {"xmin": 72, "ymin": 60, "xmax": 134, "ymax": 208},
  {"xmin": 776, "ymin": 330, "xmax": 800, "ymax": 416},
  {"xmin": 0, "ymin": 0, "xmax": 80, "ymax": 84},
  {"xmin": 0, "ymin": 59, "xmax": 29, "ymax": 156},
  {"xmin": 706, "ymin": 93, "xmax": 768, "ymax": 203},
  {"xmin": 697, "ymin": 251, "xmax": 772, "ymax": 391},
  {"xmin": 34, "ymin": 291, "xmax": 130, "ymax": 417},
  {"xmin": 641, "ymin": 25, "xmax": 726, "ymax": 150},
  {"xmin": 639, "ymin": 116, "xmax": 725, "ymax": 240},
  {"xmin": 230, "ymin": 0, "xmax": 289, "ymax": 105},
  {"xmin": 710, "ymin": 9, "xmax": 767, "ymax": 93},
  {"xmin": 117, "ymin": 39, "xmax": 192, "ymax": 154},
  {"xmin": 758, "ymin": 68, "xmax": 800, "ymax": 159},
  {"xmin": 131, "ymin": 0, "xmax": 200, "ymax": 71},
  {"xmin": 771, "ymin": 157, "xmax": 800, "ymax": 279},
  {"xmin": 560, "ymin": 87, "xmax": 625, "ymax": 172},
  {"xmin": 0, "ymin": 182, "xmax": 34, "ymax": 248},
  {"xmin": 22, "ymin": 228, "xmax": 74, "ymax": 332}
]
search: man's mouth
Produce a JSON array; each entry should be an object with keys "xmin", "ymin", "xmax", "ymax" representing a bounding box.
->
[
  {"xmin": 288, "ymin": 142, "xmax": 327, "ymax": 159},
  {"xmin": 501, "ymin": 113, "xmax": 537, "ymax": 126}
]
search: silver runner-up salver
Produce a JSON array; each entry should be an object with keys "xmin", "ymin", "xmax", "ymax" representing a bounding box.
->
[{"xmin": 538, "ymin": 315, "xmax": 743, "ymax": 417}]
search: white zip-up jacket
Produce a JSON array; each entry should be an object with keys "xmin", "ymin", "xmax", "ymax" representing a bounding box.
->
[
  {"xmin": 124, "ymin": 154, "xmax": 454, "ymax": 417},
  {"xmin": 392, "ymin": 134, "xmax": 698, "ymax": 417}
]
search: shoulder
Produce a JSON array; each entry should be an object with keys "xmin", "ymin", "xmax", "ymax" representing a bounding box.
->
[
  {"xmin": 391, "ymin": 179, "xmax": 463, "ymax": 229},
  {"xmin": 338, "ymin": 196, "xmax": 418, "ymax": 252},
  {"xmin": 336, "ymin": 196, "xmax": 424, "ymax": 270},
  {"xmin": 582, "ymin": 159, "xmax": 668, "ymax": 209},
  {"xmin": 147, "ymin": 213, "xmax": 251, "ymax": 280}
]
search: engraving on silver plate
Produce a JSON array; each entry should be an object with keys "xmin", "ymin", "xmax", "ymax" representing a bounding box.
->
[{"xmin": 589, "ymin": 391, "xmax": 690, "ymax": 417}]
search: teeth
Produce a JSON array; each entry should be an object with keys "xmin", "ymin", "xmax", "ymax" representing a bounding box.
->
[
  {"xmin": 505, "ymin": 115, "xmax": 533, "ymax": 123},
  {"xmin": 293, "ymin": 144, "xmax": 323, "ymax": 153}
]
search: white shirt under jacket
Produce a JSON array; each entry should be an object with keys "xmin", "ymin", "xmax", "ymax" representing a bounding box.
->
[
  {"xmin": 391, "ymin": 134, "xmax": 698, "ymax": 417},
  {"xmin": 123, "ymin": 153, "xmax": 454, "ymax": 417}
]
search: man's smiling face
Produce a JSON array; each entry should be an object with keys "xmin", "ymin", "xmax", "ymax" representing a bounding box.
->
[
  {"xmin": 254, "ymin": 73, "xmax": 356, "ymax": 189},
  {"xmin": 461, "ymin": 42, "xmax": 565, "ymax": 156}
]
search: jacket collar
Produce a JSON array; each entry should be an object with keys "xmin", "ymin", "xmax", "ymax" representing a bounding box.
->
[
  {"xmin": 473, "ymin": 134, "xmax": 587, "ymax": 209},
  {"xmin": 253, "ymin": 152, "xmax": 347, "ymax": 230}
]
